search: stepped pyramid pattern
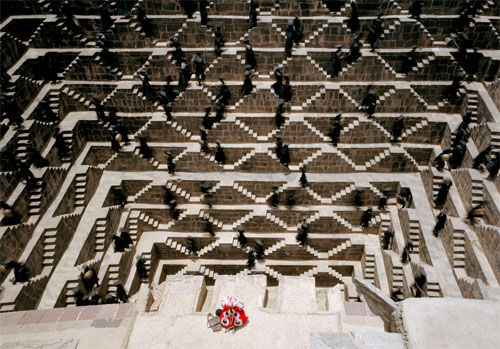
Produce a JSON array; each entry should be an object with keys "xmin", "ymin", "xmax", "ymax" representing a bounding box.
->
[{"xmin": 0, "ymin": 0, "xmax": 499, "ymax": 317}]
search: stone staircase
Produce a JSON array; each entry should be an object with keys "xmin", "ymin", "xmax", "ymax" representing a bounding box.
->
[
  {"xmin": 128, "ymin": 182, "xmax": 155, "ymax": 203},
  {"xmin": 60, "ymin": 130, "xmax": 74, "ymax": 163},
  {"xmin": 139, "ymin": 252, "xmax": 152, "ymax": 282},
  {"xmin": 65, "ymin": 280, "xmax": 80, "ymax": 306},
  {"xmin": 408, "ymin": 218, "xmax": 421, "ymax": 256},
  {"xmin": 48, "ymin": 90, "xmax": 60, "ymax": 118},
  {"xmin": 28, "ymin": 179, "xmax": 44, "ymax": 216},
  {"xmin": 15, "ymin": 128, "xmax": 31, "ymax": 162},
  {"xmin": 364, "ymin": 253, "xmax": 376, "ymax": 285},
  {"xmin": 106, "ymin": 264, "xmax": 120, "ymax": 294},
  {"xmin": 491, "ymin": 129, "xmax": 500, "ymax": 152},
  {"xmin": 426, "ymin": 281, "xmax": 442, "ymax": 298},
  {"xmin": 94, "ymin": 218, "xmax": 108, "ymax": 253},
  {"xmin": 264, "ymin": 240, "xmax": 287, "ymax": 256},
  {"xmin": 452, "ymin": 225, "xmax": 466, "ymax": 269},
  {"xmin": 465, "ymin": 88, "xmax": 479, "ymax": 124},
  {"xmin": 198, "ymin": 239, "xmax": 221, "ymax": 257},
  {"xmin": 471, "ymin": 178, "xmax": 484, "ymax": 208},
  {"xmin": 400, "ymin": 119, "xmax": 429, "ymax": 139},
  {"xmin": 392, "ymin": 264, "xmax": 404, "ymax": 294},
  {"xmin": 166, "ymin": 239, "xmax": 192, "ymax": 256},
  {"xmin": 74, "ymin": 173, "xmax": 87, "ymax": 207},
  {"xmin": 42, "ymin": 229, "xmax": 57, "ymax": 266}
]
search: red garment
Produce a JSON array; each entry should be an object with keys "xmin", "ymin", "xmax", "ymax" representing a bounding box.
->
[{"xmin": 219, "ymin": 296, "xmax": 248, "ymax": 328}]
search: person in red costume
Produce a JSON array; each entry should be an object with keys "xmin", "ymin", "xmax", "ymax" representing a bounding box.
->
[{"xmin": 219, "ymin": 296, "xmax": 248, "ymax": 330}]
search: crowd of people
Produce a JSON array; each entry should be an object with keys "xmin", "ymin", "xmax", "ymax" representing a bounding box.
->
[{"xmin": 0, "ymin": 0, "xmax": 498, "ymax": 305}]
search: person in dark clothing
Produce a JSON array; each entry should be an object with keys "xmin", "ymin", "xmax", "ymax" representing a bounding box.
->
[
  {"xmin": 378, "ymin": 188, "xmax": 391, "ymax": 210},
  {"xmin": 112, "ymin": 234, "xmax": 126, "ymax": 252},
  {"xmin": 447, "ymin": 70, "xmax": 466, "ymax": 100},
  {"xmin": 409, "ymin": 0, "xmax": 423, "ymax": 20},
  {"xmin": 467, "ymin": 202, "xmax": 485, "ymax": 225},
  {"xmin": 214, "ymin": 25, "xmax": 225, "ymax": 57},
  {"xmin": 486, "ymin": 152, "xmax": 499, "ymax": 178},
  {"xmin": 244, "ymin": 39, "xmax": 257, "ymax": 70},
  {"xmin": 272, "ymin": 67, "xmax": 284, "ymax": 98},
  {"xmin": 449, "ymin": 142, "xmax": 466, "ymax": 169},
  {"xmin": 138, "ymin": 70, "xmax": 156, "ymax": 102},
  {"xmin": 167, "ymin": 151, "xmax": 176, "ymax": 174},
  {"xmin": 204, "ymin": 217, "xmax": 215, "ymax": 237},
  {"xmin": 473, "ymin": 146, "xmax": 492, "ymax": 170},
  {"xmin": 178, "ymin": 59, "xmax": 191, "ymax": 91},
  {"xmin": 2, "ymin": 259, "xmax": 30, "ymax": 284},
  {"xmin": 81, "ymin": 266, "xmax": 99, "ymax": 292},
  {"xmin": 433, "ymin": 209, "xmax": 447, "ymax": 237},
  {"xmin": 170, "ymin": 37, "xmax": 185, "ymax": 65},
  {"xmin": 292, "ymin": 16, "xmax": 302, "ymax": 44},
  {"xmin": 275, "ymin": 136, "xmax": 283, "ymax": 159},
  {"xmin": 269, "ymin": 185, "xmax": 280, "ymax": 207},
  {"xmin": 329, "ymin": 118, "xmax": 341, "ymax": 146},
  {"xmin": 216, "ymin": 76, "xmax": 231, "ymax": 105},
  {"xmin": 0, "ymin": 201, "xmax": 22, "ymax": 226},
  {"xmin": 192, "ymin": 52, "xmax": 206, "ymax": 86},
  {"xmin": 275, "ymin": 99, "xmax": 285, "ymax": 129},
  {"xmin": 383, "ymin": 228, "xmax": 393, "ymax": 249},
  {"xmin": 249, "ymin": 0, "xmax": 259, "ymax": 28},
  {"xmin": 91, "ymin": 94, "xmax": 106, "ymax": 123},
  {"xmin": 347, "ymin": 35, "xmax": 362, "ymax": 64},
  {"xmin": 53, "ymin": 128, "xmax": 70, "ymax": 160},
  {"xmin": 360, "ymin": 208, "xmax": 373, "ymax": 228},
  {"xmin": 285, "ymin": 19, "xmax": 294, "ymax": 57},
  {"xmin": 434, "ymin": 179, "xmax": 452, "ymax": 208},
  {"xmin": 433, "ymin": 148, "xmax": 451, "ymax": 171},
  {"xmin": 299, "ymin": 166, "xmax": 308, "ymax": 188},
  {"xmin": 346, "ymin": 0, "xmax": 359, "ymax": 32},
  {"xmin": 115, "ymin": 281, "xmax": 128, "ymax": 302},
  {"xmin": 285, "ymin": 190, "xmax": 297, "ymax": 208},
  {"xmin": 199, "ymin": 0, "xmax": 208, "ymax": 26},
  {"xmin": 200, "ymin": 126, "xmax": 209, "ymax": 153},
  {"xmin": 327, "ymin": 45, "xmax": 343, "ymax": 77},
  {"xmin": 238, "ymin": 226, "xmax": 247, "ymax": 247},
  {"xmin": 136, "ymin": 5, "xmax": 153, "ymax": 39},
  {"xmin": 186, "ymin": 237, "xmax": 197, "ymax": 256},
  {"xmin": 98, "ymin": 1, "xmax": 113, "ymax": 33},
  {"xmin": 282, "ymin": 75, "xmax": 292, "ymax": 102},
  {"xmin": 402, "ymin": 45, "xmax": 417, "ymax": 74},
  {"xmin": 215, "ymin": 140, "xmax": 226, "ymax": 165},
  {"xmin": 179, "ymin": 0, "xmax": 197, "ymax": 18},
  {"xmin": 255, "ymin": 240, "xmax": 264, "ymax": 260},
  {"xmin": 359, "ymin": 85, "xmax": 377, "ymax": 118},
  {"xmin": 391, "ymin": 115, "xmax": 405, "ymax": 143},
  {"xmin": 137, "ymin": 133, "xmax": 152, "ymax": 159},
  {"xmin": 203, "ymin": 105, "xmax": 213, "ymax": 130},
  {"xmin": 241, "ymin": 69, "xmax": 254, "ymax": 96},
  {"xmin": 247, "ymin": 249, "xmax": 256, "ymax": 269},
  {"xmin": 412, "ymin": 270, "xmax": 427, "ymax": 298},
  {"xmin": 113, "ymin": 186, "xmax": 127, "ymax": 207},
  {"xmin": 164, "ymin": 74, "xmax": 179, "ymax": 102},
  {"xmin": 354, "ymin": 188, "xmax": 364, "ymax": 207},
  {"xmin": 136, "ymin": 257, "xmax": 148, "ymax": 279},
  {"xmin": 281, "ymin": 143, "xmax": 290, "ymax": 167},
  {"xmin": 401, "ymin": 246, "xmax": 411, "ymax": 264}
]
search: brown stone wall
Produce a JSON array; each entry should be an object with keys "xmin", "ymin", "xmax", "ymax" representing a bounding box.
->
[
  {"xmin": 464, "ymin": 235, "xmax": 487, "ymax": 283},
  {"xmin": 0, "ymin": 33, "xmax": 27, "ymax": 69},
  {"xmin": 474, "ymin": 224, "xmax": 500, "ymax": 284},
  {"xmin": 0, "ymin": 223, "xmax": 36, "ymax": 285},
  {"xmin": 0, "ymin": 172, "xmax": 21, "ymax": 201},
  {"xmin": 15, "ymin": 275, "xmax": 49, "ymax": 311}
]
